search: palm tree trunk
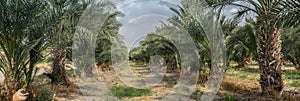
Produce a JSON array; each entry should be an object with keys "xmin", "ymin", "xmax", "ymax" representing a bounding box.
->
[
  {"xmin": 27, "ymin": 34, "xmax": 42, "ymax": 89},
  {"xmin": 3, "ymin": 76, "xmax": 18, "ymax": 100},
  {"xmin": 52, "ymin": 47, "xmax": 69, "ymax": 86},
  {"xmin": 257, "ymin": 24, "xmax": 283, "ymax": 97},
  {"xmin": 240, "ymin": 50, "xmax": 247, "ymax": 68}
]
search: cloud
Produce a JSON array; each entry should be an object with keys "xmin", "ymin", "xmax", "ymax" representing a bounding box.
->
[
  {"xmin": 112, "ymin": 0, "xmax": 179, "ymax": 49},
  {"xmin": 230, "ymin": 8, "xmax": 238, "ymax": 13},
  {"xmin": 119, "ymin": 15, "xmax": 169, "ymax": 49},
  {"xmin": 116, "ymin": 0, "xmax": 178, "ymax": 24}
]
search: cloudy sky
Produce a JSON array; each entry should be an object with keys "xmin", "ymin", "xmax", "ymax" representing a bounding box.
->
[{"xmin": 109, "ymin": 0, "xmax": 244, "ymax": 50}]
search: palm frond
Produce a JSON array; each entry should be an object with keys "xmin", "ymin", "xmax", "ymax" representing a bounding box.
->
[{"xmin": 279, "ymin": 0, "xmax": 300, "ymax": 27}]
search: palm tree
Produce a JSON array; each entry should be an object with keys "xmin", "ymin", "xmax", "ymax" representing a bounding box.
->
[
  {"xmin": 203, "ymin": 0, "xmax": 300, "ymax": 97},
  {"xmin": 169, "ymin": 6, "xmax": 240, "ymax": 70},
  {"xmin": 129, "ymin": 30, "xmax": 179, "ymax": 69},
  {"xmin": 281, "ymin": 27, "xmax": 300, "ymax": 70},
  {"xmin": 71, "ymin": 0, "xmax": 124, "ymax": 77},
  {"xmin": 0, "ymin": 0, "xmax": 48, "ymax": 100},
  {"xmin": 134, "ymin": 33, "xmax": 180, "ymax": 70},
  {"xmin": 46, "ymin": 0, "xmax": 89, "ymax": 86},
  {"xmin": 95, "ymin": 8, "xmax": 123, "ymax": 68},
  {"xmin": 226, "ymin": 19, "xmax": 257, "ymax": 68},
  {"xmin": 169, "ymin": 6, "xmax": 211, "ymax": 69}
]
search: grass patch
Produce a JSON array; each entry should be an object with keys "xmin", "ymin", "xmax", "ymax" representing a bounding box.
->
[
  {"xmin": 225, "ymin": 67, "xmax": 259, "ymax": 81},
  {"xmin": 289, "ymin": 80, "xmax": 300, "ymax": 87},
  {"xmin": 225, "ymin": 63, "xmax": 300, "ymax": 88},
  {"xmin": 224, "ymin": 93, "xmax": 235, "ymax": 101},
  {"xmin": 110, "ymin": 86, "xmax": 151, "ymax": 99},
  {"xmin": 283, "ymin": 71, "xmax": 300, "ymax": 80},
  {"xmin": 283, "ymin": 71, "xmax": 300, "ymax": 87}
]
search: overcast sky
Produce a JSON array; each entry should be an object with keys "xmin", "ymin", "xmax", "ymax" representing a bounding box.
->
[{"xmin": 109, "ymin": 0, "xmax": 244, "ymax": 50}]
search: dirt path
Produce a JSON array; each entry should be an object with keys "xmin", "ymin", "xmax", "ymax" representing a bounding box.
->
[
  {"xmin": 11, "ymin": 62, "xmax": 297, "ymax": 101},
  {"xmin": 53, "ymin": 64, "xmax": 176, "ymax": 101},
  {"xmin": 124, "ymin": 66, "xmax": 172, "ymax": 101}
]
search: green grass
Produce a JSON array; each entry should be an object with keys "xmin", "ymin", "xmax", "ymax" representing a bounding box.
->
[
  {"xmin": 224, "ymin": 93, "xmax": 235, "ymax": 101},
  {"xmin": 289, "ymin": 80, "xmax": 300, "ymax": 87},
  {"xmin": 225, "ymin": 63, "xmax": 300, "ymax": 88},
  {"xmin": 283, "ymin": 71, "xmax": 300, "ymax": 80},
  {"xmin": 278, "ymin": 68, "xmax": 300, "ymax": 87},
  {"xmin": 110, "ymin": 86, "xmax": 151, "ymax": 99},
  {"xmin": 225, "ymin": 67, "xmax": 260, "ymax": 81}
]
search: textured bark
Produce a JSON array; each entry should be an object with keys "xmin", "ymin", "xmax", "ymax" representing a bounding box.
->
[
  {"xmin": 241, "ymin": 58, "xmax": 247, "ymax": 68},
  {"xmin": 52, "ymin": 48, "xmax": 69, "ymax": 86},
  {"xmin": 257, "ymin": 23, "xmax": 283, "ymax": 97},
  {"xmin": 239, "ymin": 50, "xmax": 247, "ymax": 68},
  {"xmin": 28, "ymin": 33, "xmax": 43, "ymax": 86},
  {"xmin": 3, "ymin": 77, "xmax": 18, "ymax": 100}
]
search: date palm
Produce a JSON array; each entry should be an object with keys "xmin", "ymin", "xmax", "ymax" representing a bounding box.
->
[
  {"xmin": 169, "ymin": 6, "xmax": 211, "ymax": 69},
  {"xmin": 0, "ymin": 0, "xmax": 48, "ymax": 100},
  {"xmin": 72, "ymin": 0, "xmax": 124, "ymax": 77},
  {"xmin": 46, "ymin": 0, "xmax": 89, "ymax": 86},
  {"xmin": 204, "ymin": 0, "xmax": 300, "ymax": 97},
  {"xmin": 226, "ymin": 19, "xmax": 257, "ymax": 68},
  {"xmin": 95, "ymin": 8, "xmax": 123, "ymax": 67},
  {"xmin": 281, "ymin": 27, "xmax": 300, "ymax": 70},
  {"xmin": 130, "ymin": 33, "xmax": 180, "ymax": 70}
]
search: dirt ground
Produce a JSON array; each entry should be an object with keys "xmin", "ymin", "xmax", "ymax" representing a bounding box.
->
[
  {"xmin": 2, "ymin": 63, "xmax": 300, "ymax": 101},
  {"xmin": 52, "ymin": 64, "xmax": 300, "ymax": 101}
]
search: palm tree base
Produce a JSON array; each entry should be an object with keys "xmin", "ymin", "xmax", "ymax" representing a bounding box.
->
[{"xmin": 52, "ymin": 48, "xmax": 70, "ymax": 87}]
